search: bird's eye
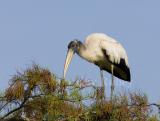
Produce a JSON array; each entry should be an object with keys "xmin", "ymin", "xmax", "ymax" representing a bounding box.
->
[
  {"xmin": 73, "ymin": 43, "xmax": 77, "ymax": 48},
  {"xmin": 71, "ymin": 44, "xmax": 75, "ymax": 48}
]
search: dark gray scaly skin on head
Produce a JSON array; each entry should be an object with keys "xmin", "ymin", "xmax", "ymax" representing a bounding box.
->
[{"xmin": 68, "ymin": 40, "xmax": 83, "ymax": 52}]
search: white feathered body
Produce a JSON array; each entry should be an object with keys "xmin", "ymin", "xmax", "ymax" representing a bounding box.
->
[{"xmin": 78, "ymin": 33, "xmax": 130, "ymax": 81}]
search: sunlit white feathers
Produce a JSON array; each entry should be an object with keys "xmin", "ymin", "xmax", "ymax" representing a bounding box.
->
[{"xmin": 84, "ymin": 33, "xmax": 129, "ymax": 66}]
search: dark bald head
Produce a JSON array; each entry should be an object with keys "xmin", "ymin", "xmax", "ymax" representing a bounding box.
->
[{"xmin": 68, "ymin": 39, "xmax": 82, "ymax": 51}]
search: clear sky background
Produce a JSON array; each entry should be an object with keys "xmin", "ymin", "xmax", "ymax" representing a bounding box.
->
[{"xmin": 0, "ymin": 0, "xmax": 160, "ymax": 103}]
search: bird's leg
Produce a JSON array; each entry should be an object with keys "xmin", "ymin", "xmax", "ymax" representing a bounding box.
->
[
  {"xmin": 111, "ymin": 65, "xmax": 114, "ymax": 101},
  {"xmin": 100, "ymin": 69, "xmax": 105, "ymax": 100}
]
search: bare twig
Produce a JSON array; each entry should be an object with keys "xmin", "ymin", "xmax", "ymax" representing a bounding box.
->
[{"xmin": 0, "ymin": 98, "xmax": 27, "ymax": 120}]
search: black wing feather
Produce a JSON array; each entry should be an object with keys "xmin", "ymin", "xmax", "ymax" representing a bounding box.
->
[
  {"xmin": 113, "ymin": 58, "xmax": 131, "ymax": 81},
  {"xmin": 102, "ymin": 49, "xmax": 131, "ymax": 82}
]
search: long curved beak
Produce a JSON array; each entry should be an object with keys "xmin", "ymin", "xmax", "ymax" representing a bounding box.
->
[{"xmin": 63, "ymin": 49, "xmax": 74, "ymax": 79}]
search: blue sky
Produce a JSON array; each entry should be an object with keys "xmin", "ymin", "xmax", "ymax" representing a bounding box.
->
[{"xmin": 0, "ymin": 0, "xmax": 160, "ymax": 103}]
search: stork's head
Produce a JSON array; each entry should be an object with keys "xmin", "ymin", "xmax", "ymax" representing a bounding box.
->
[
  {"xmin": 63, "ymin": 39, "xmax": 82, "ymax": 79},
  {"xmin": 68, "ymin": 39, "xmax": 82, "ymax": 52}
]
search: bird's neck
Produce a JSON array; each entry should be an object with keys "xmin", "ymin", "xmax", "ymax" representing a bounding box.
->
[
  {"xmin": 76, "ymin": 43, "xmax": 94, "ymax": 63},
  {"xmin": 76, "ymin": 43, "xmax": 86, "ymax": 55}
]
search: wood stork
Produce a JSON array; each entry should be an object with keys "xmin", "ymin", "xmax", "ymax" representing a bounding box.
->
[{"xmin": 63, "ymin": 33, "xmax": 131, "ymax": 99}]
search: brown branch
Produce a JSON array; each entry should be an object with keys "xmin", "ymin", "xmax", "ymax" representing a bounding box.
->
[
  {"xmin": 0, "ymin": 102, "xmax": 9, "ymax": 112},
  {"xmin": 0, "ymin": 98, "xmax": 27, "ymax": 120},
  {"xmin": 0, "ymin": 95, "xmax": 42, "ymax": 119},
  {"xmin": 148, "ymin": 103, "xmax": 160, "ymax": 108}
]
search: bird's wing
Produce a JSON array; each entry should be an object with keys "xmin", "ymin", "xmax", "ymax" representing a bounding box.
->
[
  {"xmin": 84, "ymin": 33, "xmax": 129, "ymax": 66},
  {"xmin": 100, "ymin": 39, "xmax": 129, "ymax": 66},
  {"xmin": 100, "ymin": 39, "xmax": 131, "ymax": 81},
  {"xmin": 84, "ymin": 33, "xmax": 130, "ymax": 81},
  {"xmin": 85, "ymin": 33, "xmax": 117, "ymax": 47}
]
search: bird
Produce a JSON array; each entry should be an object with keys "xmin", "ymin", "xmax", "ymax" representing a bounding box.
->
[{"xmin": 63, "ymin": 33, "xmax": 131, "ymax": 100}]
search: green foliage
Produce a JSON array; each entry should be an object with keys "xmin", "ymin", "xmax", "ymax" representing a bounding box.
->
[
  {"xmin": 0, "ymin": 64, "xmax": 159, "ymax": 121},
  {"xmin": 88, "ymin": 93, "xmax": 151, "ymax": 121}
]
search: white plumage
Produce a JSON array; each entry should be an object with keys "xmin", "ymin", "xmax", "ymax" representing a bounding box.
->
[
  {"xmin": 63, "ymin": 33, "xmax": 131, "ymax": 99},
  {"xmin": 85, "ymin": 33, "xmax": 129, "ymax": 66}
]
